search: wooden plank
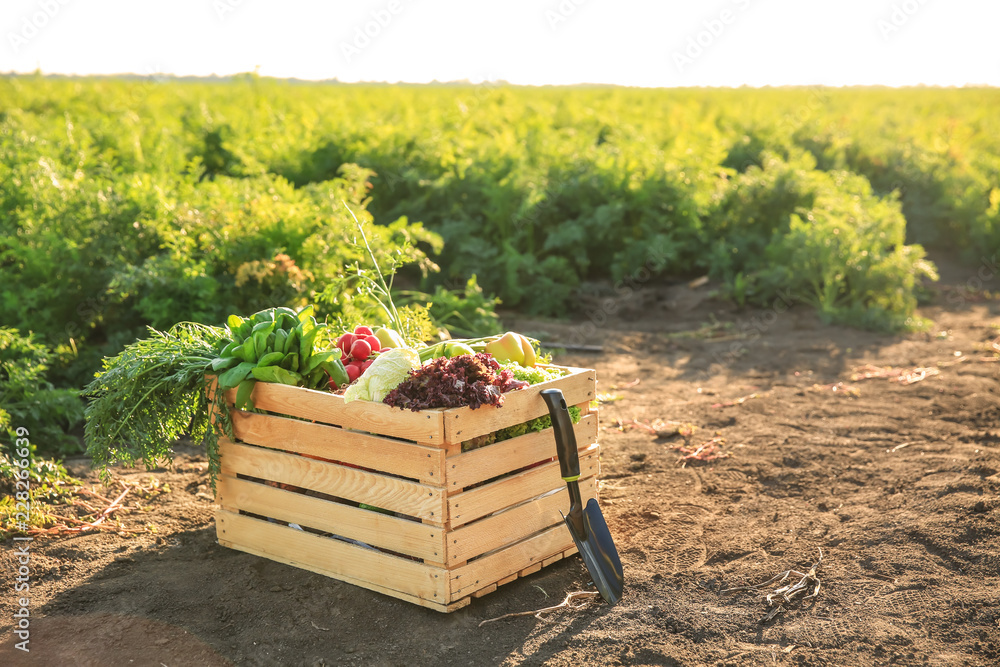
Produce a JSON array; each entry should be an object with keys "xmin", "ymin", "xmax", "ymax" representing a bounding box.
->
[
  {"xmin": 447, "ymin": 445, "xmax": 600, "ymax": 528},
  {"xmin": 447, "ymin": 476, "xmax": 598, "ymax": 564},
  {"xmin": 542, "ymin": 553, "xmax": 564, "ymax": 568},
  {"xmin": 496, "ymin": 574, "xmax": 518, "ymax": 587},
  {"xmin": 450, "ymin": 523, "xmax": 575, "ymax": 598},
  {"xmin": 231, "ymin": 411, "xmax": 444, "ymax": 485},
  {"xmin": 447, "ymin": 416, "xmax": 598, "ymax": 490},
  {"xmin": 519, "ymin": 563, "xmax": 542, "ymax": 577},
  {"xmin": 471, "ymin": 583, "xmax": 497, "ymax": 598},
  {"xmin": 219, "ymin": 439, "xmax": 445, "ymax": 521},
  {"xmin": 440, "ymin": 367, "xmax": 596, "ymax": 445},
  {"xmin": 216, "ymin": 475, "xmax": 444, "ymax": 562},
  {"xmin": 215, "ymin": 510, "xmax": 450, "ymax": 606},
  {"xmin": 228, "ymin": 382, "xmax": 446, "ymax": 445}
]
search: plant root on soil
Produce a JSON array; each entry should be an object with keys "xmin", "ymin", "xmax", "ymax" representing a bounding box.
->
[
  {"xmin": 23, "ymin": 478, "xmax": 162, "ymax": 537},
  {"xmin": 478, "ymin": 591, "xmax": 600, "ymax": 627},
  {"xmin": 722, "ymin": 548, "xmax": 824, "ymax": 622},
  {"xmin": 672, "ymin": 436, "xmax": 729, "ymax": 467}
]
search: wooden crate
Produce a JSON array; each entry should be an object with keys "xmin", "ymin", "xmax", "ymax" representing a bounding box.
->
[{"xmin": 214, "ymin": 365, "xmax": 599, "ymax": 612}]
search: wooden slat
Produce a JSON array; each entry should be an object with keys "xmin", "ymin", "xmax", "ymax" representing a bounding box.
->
[
  {"xmin": 447, "ymin": 416, "xmax": 598, "ymax": 490},
  {"xmin": 542, "ymin": 553, "xmax": 564, "ymax": 568},
  {"xmin": 472, "ymin": 583, "xmax": 497, "ymax": 598},
  {"xmin": 496, "ymin": 573, "xmax": 518, "ymax": 587},
  {"xmin": 447, "ymin": 476, "xmax": 598, "ymax": 564},
  {"xmin": 440, "ymin": 368, "xmax": 596, "ymax": 444},
  {"xmin": 450, "ymin": 523, "xmax": 576, "ymax": 598},
  {"xmin": 519, "ymin": 563, "xmax": 542, "ymax": 577},
  {"xmin": 219, "ymin": 439, "xmax": 445, "ymax": 521},
  {"xmin": 216, "ymin": 510, "xmax": 458, "ymax": 611},
  {"xmin": 231, "ymin": 411, "xmax": 445, "ymax": 485},
  {"xmin": 216, "ymin": 475, "xmax": 444, "ymax": 562},
  {"xmin": 228, "ymin": 382, "xmax": 446, "ymax": 445},
  {"xmin": 447, "ymin": 445, "xmax": 600, "ymax": 528}
]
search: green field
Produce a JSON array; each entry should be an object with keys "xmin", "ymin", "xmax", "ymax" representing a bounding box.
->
[{"xmin": 2, "ymin": 75, "xmax": 999, "ymax": 451}]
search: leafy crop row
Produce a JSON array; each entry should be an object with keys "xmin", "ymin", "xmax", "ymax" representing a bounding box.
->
[{"xmin": 2, "ymin": 76, "xmax": 998, "ymax": 454}]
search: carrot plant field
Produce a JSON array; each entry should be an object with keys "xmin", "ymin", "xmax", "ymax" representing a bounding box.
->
[{"xmin": 2, "ymin": 75, "xmax": 999, "ymax": 453}]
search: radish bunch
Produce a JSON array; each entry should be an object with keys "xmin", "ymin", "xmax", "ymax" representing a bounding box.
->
[{"xmin": 336, "ymin": 325, "xmax": 382, "ymax": 383}]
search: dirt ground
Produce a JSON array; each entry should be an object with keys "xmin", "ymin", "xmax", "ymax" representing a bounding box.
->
[{"xmin": 3, "ymin": 255, "xmax": 999, "ymax": 667}]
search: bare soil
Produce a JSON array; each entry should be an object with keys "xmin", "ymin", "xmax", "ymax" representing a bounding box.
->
[{"xmin": 3, "ymin": 257, "xmax": 999, "ymax": 666}]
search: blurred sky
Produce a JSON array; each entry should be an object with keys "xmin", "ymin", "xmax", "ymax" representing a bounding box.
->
[{"xmin": 2, "ymin": 0, "xmax": 998, "ymax": 87}]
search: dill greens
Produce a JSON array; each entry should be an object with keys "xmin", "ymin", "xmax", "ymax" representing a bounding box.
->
[{"xmin": 83, "ymin": 322, "xmax": 234, "ymax": 489}]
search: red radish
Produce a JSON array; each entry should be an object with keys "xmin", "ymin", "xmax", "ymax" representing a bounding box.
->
[
  {"xmin": 337, "ymin": 332, "xmax": 356, "ymax": 355},
  {"xmin": 327, "ymin": 375, "xmax": 339, "ymax": 390},
  {"xmin": 354, "ymin": 325, "xmax": 374, "ymax": 336},
  {"xmin": 364, "ymin": 334, "xmax": 381, "ymax": 353},
  {"xmin": 345, "ymin": 364, "xmax": 362, "ymax": 383},
  {"xmin": 340, "ymin": 351, "xmax": 350, "ymax": 364},
  {"xmin": 350, "ymin": 339, "xmax": 372, "ymax": 361},
  {"xmin": 361, "ymin": 359, "xmax": 374, "ymax": 372}
]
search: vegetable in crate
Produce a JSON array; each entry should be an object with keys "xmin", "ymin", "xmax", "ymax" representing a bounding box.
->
[
  {"xmin": 342, "ymin": 348, "xmax": 421, "ymax": 403},
  {"xmin": 84, "ymin": 322, "xmax": 232, "ymax": 485},
  {"xmin": 417, "ymin": 331, "xmax": 539, "ymax": 366},
  {"xmin": 461, "ymin": 366, "xmax": 581, "ymax": 451},
  {"xmin": 485, "ymin": 331, "xmax": 536, "ymax": 366},
  {"xmin": 84, "ymin": 305, "xmax": 346, "ymax": 488},
  {"xmin": 383, "ymin": 353, "xmax": 528, "ymax": 411},
  {"xmin": 216, "ymin": 306, "xmax": 348, "ymax": 405},
  {"xmin": 499, "ymin": 362, "xmax": 567, "ymax": 385},
  {"xmin": 336, "ymin": 324, "xmax": 392, "ymax": 385}
]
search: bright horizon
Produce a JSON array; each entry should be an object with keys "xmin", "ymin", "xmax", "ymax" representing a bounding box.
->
[{"xmin": 2, "ymin": 0, "xmax": 999, "ymax": 89}]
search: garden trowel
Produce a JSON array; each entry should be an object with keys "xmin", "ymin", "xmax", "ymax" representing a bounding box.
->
[{"xmin": 541, "ymin": 388, "xmax": 624, "ymax": 605}]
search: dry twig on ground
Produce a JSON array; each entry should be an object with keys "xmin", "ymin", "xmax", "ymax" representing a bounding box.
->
[
  {"xmin": 849, "ymin": 364, "xmax": 939, "ymax": 385},
  {"xmin": 24, "ymin": 478, "xmax": 164, "ymax": 537},
  {"xmin": 711, "ymin": 392, "xmax": 764, "ymax": 408},
  {"xmin": 722, "ymin": 548, "xmax": 824, "ymax": 622},
  {"xmin": 478, "ymin": 591, "xmax": 600, "ymax": 627},
  {"xmin": 671, "ymin": 436, "xmax": 729, "ymax": 467},
  {"xmin": 810, "ymin": 382, "xmax": 861, "ymax": 398}
]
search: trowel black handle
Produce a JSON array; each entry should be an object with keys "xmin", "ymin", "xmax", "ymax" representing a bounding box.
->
[{"xmin": 541, "ymin": 389, "xmax": 579, "ymax": 481}]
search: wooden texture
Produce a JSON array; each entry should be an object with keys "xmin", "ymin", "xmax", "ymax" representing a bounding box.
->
[
  {"xmin": 447, "ymin": 444, "xmax": 600, "ymax": 528},
  {"xmin": 229, "ymin": 382, "xmax": 446, "ymax": 444},
  {"xmin": 441, "ymin": 368, "xmax": 596, "ymax": 445},
  {"xmin": 446, "ymin": 416, "xmax": 598, "ymax": 490},
  {"xmin": 496, "ymin": 573, "xmax": 518, "ymax": 587},
  {"xmin": 471, "ymin": 583, "xmax": 497, "ymax": 598},
  {"xmin": 216, "ymin": 510, "xmax": 460, "ymax": 612},
  {"xmin": 450, "ymin": 523, "xmax": 576, "ymax": 598},
  {"xmin": 542, "ymin": 552, "xmax": 564, "ymax": 568},
  {"xmin": 219, "ymin": 438, "xmax": 446, "ymax": 521},
  {"xmin": 216, "ymin": 475, "xmax": 444, "ymax": 562},
  {"xmin": 446, "ymin": 476, "xmax": 598, "ymax": 564},
  {"xmin": 231, "ymin": 411, "xmax": 444, "ymax": 484},
  {"xmin": 519, "ymin": 563, "xmax": 543, "ymax": 577}
]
